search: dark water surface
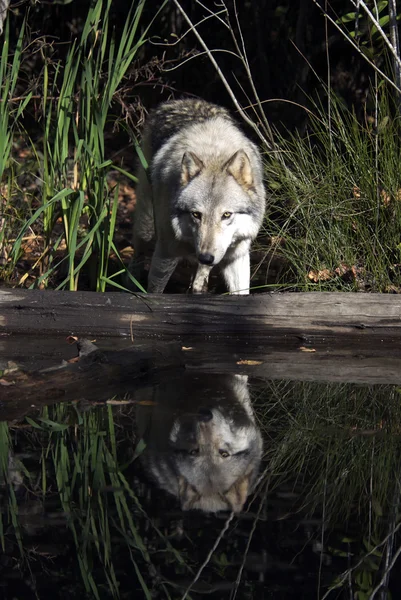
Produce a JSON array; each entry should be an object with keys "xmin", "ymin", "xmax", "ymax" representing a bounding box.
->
[{"xmin": 1, "ymin": 336, "xmax": 401, "ymax": 599}]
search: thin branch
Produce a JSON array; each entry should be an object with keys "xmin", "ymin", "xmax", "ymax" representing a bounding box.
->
[
  {"xmin": 368, "ymin": 543, "xmax": 401, "ymax": 599},
  {"xmin": 349, "ymin": 0, "xmax": 401, "ymax": 70},
  {"xmin": 150, "ymin": 8, "xmax": 228, "ymax": 46},
  {"xmin": 227, "ymin": 0, "xmax": 275, "ymax": 147},
  {"xmin": 180, "ymin": 511, "xmax": 235, "ymax": 600},
  {"xmin": 312, "ymin": 0, "xmax": 401, "ymax": 95},
  {"xmin": 171, "ymin": 0, "xmax": 272, "ymax": 150},
  {"xmin": 321, "ymin": 520, "xmax": 401, "ymax": 599},
  {"xmin": 230, "ymin": 489, "xmax": 267, "ymax": 600},
  {"xmin": 162, "ymin": 48, "xmax": 241, "ymax": 73},
  {"xmin": 194, "ymin": 0, "xmax": 229, "ymax": 30},
  {"xmin": 388, "ymin": 0, "xmax": 401, "ymax": 106}
]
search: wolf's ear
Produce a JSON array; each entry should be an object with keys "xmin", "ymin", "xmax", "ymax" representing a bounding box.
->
[
  {"xmin": 224, "ymin": 472, "xmax": 252, "ymax": 513},
  {"xmin": 179, "ymin": 476, "xmax": 200, "ymax": 510},
  {"xmin": 181, "ymin": 152, "xmax": 204, "ymax": 186},
  {"xmin": 225, "ymin": 150, "xmax": 254, "ymax": 190}
]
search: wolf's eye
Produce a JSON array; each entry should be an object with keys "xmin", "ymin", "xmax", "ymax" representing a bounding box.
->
[
  {"xmin": 189, "ymin": 448, "xmax": 200, "ymax": 456},
  {"xmin": 192, "ymin": 211, "xmax": 202, "ymax": 220},
  {"xmin": 222, "ymin": 212, "xmax": 232, "ymax": 220},
  {"xmin": 219, "ymin": 450, "xmax": 230, "ymax": 458}
]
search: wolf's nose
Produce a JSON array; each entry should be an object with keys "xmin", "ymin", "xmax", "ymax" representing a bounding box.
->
[
  {"xmin": 198, "ymin": 253, "xmax": 215, "ymax": 265},
  {"xmin": 197, "ymin": 408, "xmax": 213, "ymax": 422}
]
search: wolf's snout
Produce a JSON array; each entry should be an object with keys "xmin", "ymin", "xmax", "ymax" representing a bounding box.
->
[
  {"xmin": 198, "ymin": 253, "xmax": 215, "ymax": 265},
  {"xmin": 197, "ymin": 408, "xmax": 213, "ymax": 422}
]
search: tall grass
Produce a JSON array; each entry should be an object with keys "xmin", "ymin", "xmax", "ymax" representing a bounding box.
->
[
  {"xmin": 2, "ymin": 402, "xmax": 191, "ymax": 598},
  {"xmin": 3, "ymin": 0, "xmax": 156, "ymax": 291},
  {"xmin": 262, "ymin": 91, "xmax": 401, "ymax": 291},
  {"xmin": 0, "ymin": 18, "xmax": 33, "ymax": 277}
]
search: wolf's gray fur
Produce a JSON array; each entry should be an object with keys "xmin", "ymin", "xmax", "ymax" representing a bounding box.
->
[
  {"xmin": 135, "ymin": 373, "xmax": 263, "ymax": 513},
  {"xmin": 130, "ymin": 98, "xmax": 266, "ymax": 294}
]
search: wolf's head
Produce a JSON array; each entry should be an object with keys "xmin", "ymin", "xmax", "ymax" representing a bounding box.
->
[
  {"xmin": 171, "ymin": 149, "xmax": 263, "ymax": 266},
  {"xmin": 136, "ymin": 374, "xmax": 263, "ymax": 513},
  {"xmin": 171, "ymin": 404, "xmax": 263, "ymax": 513}
]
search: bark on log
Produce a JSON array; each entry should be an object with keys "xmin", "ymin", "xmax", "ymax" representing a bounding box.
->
[{"xmin": 1, "ymin": 289, "xmax": 401, "ymax": 342}]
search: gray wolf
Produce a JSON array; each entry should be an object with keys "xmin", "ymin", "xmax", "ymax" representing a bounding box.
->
[
  {"xmin": 130, "ymin": 98, "xmax": 266, "ymax": 294},
  {"xmin": 135, "ymin": 373, "xmax": 263, "ymax": 513}
]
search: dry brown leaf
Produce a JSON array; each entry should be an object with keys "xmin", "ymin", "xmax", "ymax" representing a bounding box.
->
[
  {"xmin": 353, "ymin": 186, "xmax": 361, "ymax": 199},
  {"xmin": 308, "ymin": 269, "xmax": 332, "ymax": 282},
  {"xmin": 380, "ymin": 189, "xmax": 391, "ymax": 207},
  {"xmin": 334, "ymin": 263, "xmax": 357, "ymax": 281},
  {"xmin": 270, "ymin": 236, "xmax": 286, "ymax": 247},
  {"xmin": 236, "ymin": 359, "xmax": 263, "ymax": 365},
  {"xmin": 0, "ymin": 378, "xmax": 14, "ymax": 386},
  {"xmin": 335, "ymin": 263, "xmax": 349, "ymax": 276}
]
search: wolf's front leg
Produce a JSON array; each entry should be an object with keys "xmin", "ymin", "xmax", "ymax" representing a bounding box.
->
[
  {"xmin": 222, "ymin": 251, "xmax": 250, "ymax": 295},
  {"xmin": 192, "ymin": 264, "xmax": 212, "ymax": 294},
  {"xmin": 147, "ymin": 243, "xmax": 178, "ymax": 293}
]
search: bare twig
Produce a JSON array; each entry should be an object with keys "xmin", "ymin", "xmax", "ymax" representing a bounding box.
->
[
  {"xmin": 321, "ymin": 520, "xmax": 401, "ymax": 599},
  {"xmin": 162, "ymin": 48, "xmax": 241, "ymax": 72},
  {"xmin": 312, "ymin": 0, "xmax": 401, "ymax": 95},
  {"xmin": 225, "ymin": 0, "xmax": 275, "ymax": 146},
  {"xmin": 388, "ymin": 0, "xmax": 401, "ymax": 107},
  {"xmin": 230, "ymin": 489, "xmax": 267, "ymax": 600},
  {"xmin": 349, "ymin": 0, "xmax": 401, "ymax": 71},
  {"xmin": 180, "ymin": 511, "xmax": 235, "ymax": 600},
  {"xmin": 171, "ymin": 0, "xmax": 272, "ymax": 150},
  {"xmin": 368, "ymin": 543, "xmax": 401, "ymax": 598},
  {"xmin": 150, "ymin": 8, "xmax": 228, "ymax": 47}
]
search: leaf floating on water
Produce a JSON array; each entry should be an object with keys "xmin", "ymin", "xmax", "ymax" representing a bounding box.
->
[
  {"xmin": 299, "ymin": 346, "xmax": 316, "ymax": 353},
  {"xmin": 236, "ymin": 359, "xmax": 263, "ymax": 365}
]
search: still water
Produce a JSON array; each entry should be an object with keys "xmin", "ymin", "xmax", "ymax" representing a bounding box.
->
[{"xmin": 1, "ymin": 337, "xmax": 401, "ymax": 599}]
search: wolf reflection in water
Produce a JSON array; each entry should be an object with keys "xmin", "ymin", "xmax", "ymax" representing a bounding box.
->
[{"xmin": 135, "ymin": 373, "xmax": 263, "ymax": 513}]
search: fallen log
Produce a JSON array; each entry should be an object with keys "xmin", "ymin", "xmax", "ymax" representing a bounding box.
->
[{"xmin": 1, "ymin": 288, "xmax": 401, "ymax": 343}]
